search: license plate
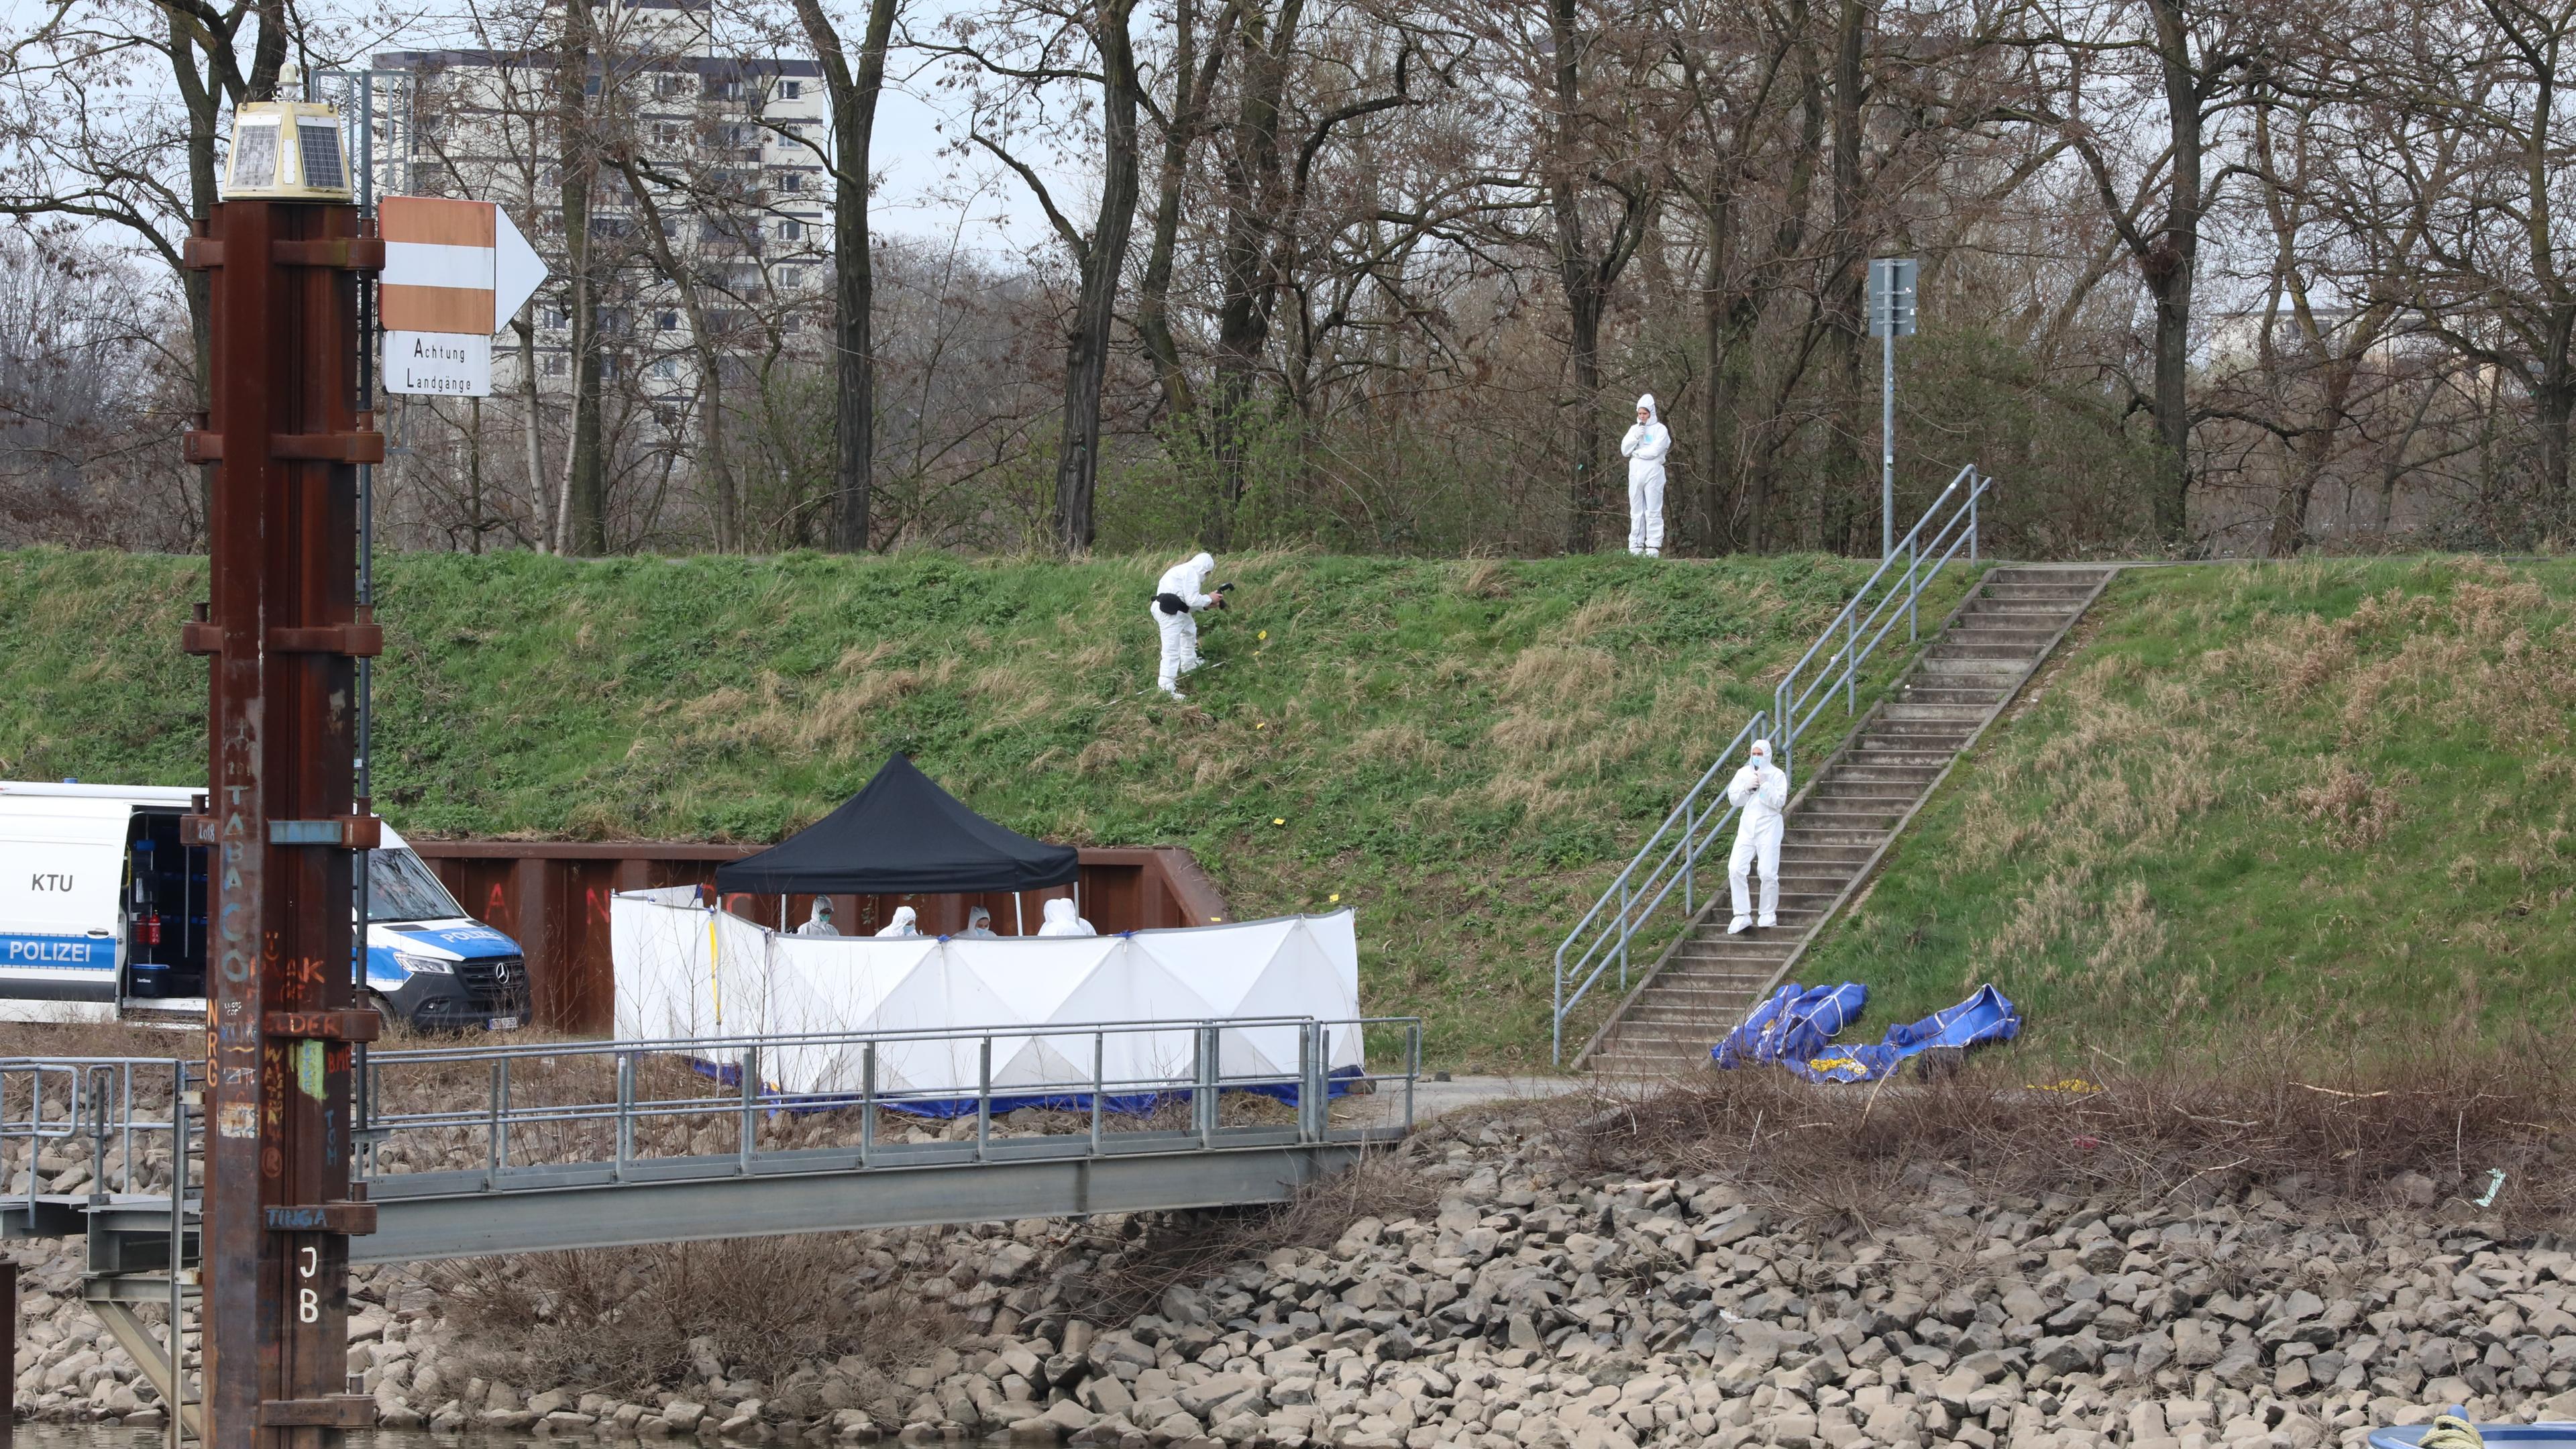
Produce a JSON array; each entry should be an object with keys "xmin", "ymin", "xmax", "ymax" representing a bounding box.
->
[{"xmin": 486, "ymin": 1016, "xmax": 520, "ymax": 1031}]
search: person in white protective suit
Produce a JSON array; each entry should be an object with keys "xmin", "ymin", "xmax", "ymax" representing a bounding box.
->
[
  {"xmin": 1725, "ymin": 737, "xmax": 1789, "ymax": 933},
  {"xmin": 958, "ymin": 906, "xmax": 999, "ymax": 939},
  {"xmin": 874, "ymin": 905, "xmax": 920, "ymax": 938},
  {"xmin": 1619, "ymin": 394, "xmax": 1672, "ymax": 557},
  {"xmin": 793, "ymin": 898, "xmax": 840, "ymax": 936},
  {"xmin": 1149, "ymin": 551, "xmax": 1226, "ymax": 700},
  {"xmin": 1035, "ymin": 897, "xmax": 1097, "ymax": 938}
]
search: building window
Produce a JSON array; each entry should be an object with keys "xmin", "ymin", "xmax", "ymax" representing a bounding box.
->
[
  {"xmin": 544, "ymin": 354, "xmax": 566, "ymax": 376},
  {"xmin": 651, "ymin": 358, "xmax": 678, "ymax": 380},
  {"xmin": 543, "ymin": 308, "xmax": 568, "ymax": 330},
  {"xmin": 780, "ymin": 173, "xmax": 803, "ymax": 193},
  {"xmin": 780, "ymin": 219, "xmax": 802, "ymax": 241},
  {"xmin": 657, "ymin": 310, "xmax": 680, "ymax": 331},
  {"xmin": 784, "ymin": 80, "xmax": 802, "ymax": 99}
]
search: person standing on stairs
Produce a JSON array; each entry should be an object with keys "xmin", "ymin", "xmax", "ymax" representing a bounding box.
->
[
  {"xmin": 1619, "ymin": 394, "xmax": 1671, "ymax": 556},
  {"xmin": 1726, "ymin": 737, "xmax": 1788, "ymax": 933}
]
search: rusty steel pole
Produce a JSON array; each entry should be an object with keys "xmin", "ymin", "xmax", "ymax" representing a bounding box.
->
[{"xmin": 179, "ymin": 197, "xmax": 387, "ymax": 1449}]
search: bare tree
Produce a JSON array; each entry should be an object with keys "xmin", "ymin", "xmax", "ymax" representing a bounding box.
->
[
  {"xmin": 781, "ymin": 0, "xmax": 899, "ymax": 552},
  {"xmin": 953, "ymin": 0, "xmax": 1148, "ymax": 550}
]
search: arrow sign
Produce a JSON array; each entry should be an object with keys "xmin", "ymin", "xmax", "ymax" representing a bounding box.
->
[
  {"xmin": 377, "ymin": 196, "xmax": 551, "ymax": 397},
  {"xmin": 494, "ymin": 207, "xmax": 546, "ymax": 327}
]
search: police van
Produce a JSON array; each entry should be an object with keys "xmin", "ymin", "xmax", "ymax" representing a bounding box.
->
[{"xmin": 0, "ymin": 782, "xmax": 531, "ymax": 1030}]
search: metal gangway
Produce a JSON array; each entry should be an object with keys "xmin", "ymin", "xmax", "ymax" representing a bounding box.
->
[
  {"xmin": 1548, "ymin": 466, "xmax": 1994, "ymax": 1062},
  {"xmin": 0, "ymin": 1012, "xmax": 1417, "ymax": 1315}
]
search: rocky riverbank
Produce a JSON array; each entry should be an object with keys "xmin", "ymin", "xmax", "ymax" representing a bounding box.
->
[{"xmin": 10, "ymin": 1093, "xmax": 2572, "ymax": 1448}]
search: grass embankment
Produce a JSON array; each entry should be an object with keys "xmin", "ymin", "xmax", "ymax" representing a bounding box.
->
[
  {"xmin": 1801, "ymin": 556, "xmax": 2576, "ymax": 1065},
  {"xmin": 0, "ymin": 547, "xmax": 1964, "ymax": 1067}
]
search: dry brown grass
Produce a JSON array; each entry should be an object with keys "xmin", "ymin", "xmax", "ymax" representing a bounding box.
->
[
  {"xmin": 431, "ymin": 1235, "xmax": 955, "ymax": 1407},
  {"xmin": 1567, "ymin": 1041, "xmax": 2575, "ymax": 1233},
  {"xmin": 0, "ymin": 1018, "xmax": 200, "ymax": 1062},
  {"xmin": 1051, "ymin": 1144, "xmax": 1444, "ymax": 1326}
]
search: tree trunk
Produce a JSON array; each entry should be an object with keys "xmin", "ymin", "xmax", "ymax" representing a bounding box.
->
[
  {"xmin": 1825, "ymin": 0, "xmax": 1872, "ymax": 554},
  {"xmin": 1053, "ymin": 0, "xmax": 1144, "ymax": 553},
  {"xmin": 791, "ymin": 0, "xmax": 897, "ymax": 554},
  {"xmin": 1699, "ymin": 182, "xmax": 1735, "ymax": 552},
  {"xmin": 1546, "ymin": 0, "xmax": 1603, "ymax": 554},
  {"xmin": 1209, "ymin": 0, "xmax": 1303, "ymax": 548},
  {"xmin": 2141, "ymin": 0, "xmax": 2204, "ymax": 548},
  {"xmin": 515, "ymin": 316, "xmax": 551, "ymax": 550},
  {"xmin": 2265, "ymin": 364, "xmax": 2355, "ymax": 558},
  {"xmin": 1138, "ymin": 0, "xmax": 1230, "ymax": 430},
  {"xmin": 170, "ymin": 15, "xmax": 219, "ymax": 406},
  {"xmin": 2536, "ymin": 367, "xmax": 2574, "ymax": 529},
  {"xmin": 1564, "ymin": 287, "xmax": 1606, "ymax": 553},
  {"xmin": 614, "ymin": 155, "xmax": 736, "ymax": 549},
  {"xmin": 467, "ymin": 394, "xmax": 488, "ymax": 553},
  {"xmin": 557, "ymin": 0, "xmax": 607, "ymax": 555}
]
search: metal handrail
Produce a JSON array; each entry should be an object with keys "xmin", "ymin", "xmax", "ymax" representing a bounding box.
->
[
  {"xmin": 352, "ymin": 1014, "xmax": 1422, "ymax": 1190},
  {"xmin": 1550, "ymin": 466, "xmax": 1992, "ymax": 1062},
  {"xmin": 1548, "ymin": 712, "xmax": 1767, "ymax": 1063},
  {"xmin": 0, "ymin": 1057, "xmax": 196, "ymax": 1215},
  {"xmin": 0, "ymin": 1015, "xmax": 1422, "ymax": 1205},
  {"xmin": 1772, "ymin": 466, "xmax": 1991, "ymax": 777}
]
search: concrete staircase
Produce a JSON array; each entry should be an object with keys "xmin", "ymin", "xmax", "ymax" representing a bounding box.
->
[{"xmin": 1578, "ymin": 564, "xmax": 2118, "ymax": 1076}]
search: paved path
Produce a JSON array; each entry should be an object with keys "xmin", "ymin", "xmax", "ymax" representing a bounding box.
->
[{"xmin": 1344, "ymin": 1073, "xmax": 1587, "ymax": 1130}]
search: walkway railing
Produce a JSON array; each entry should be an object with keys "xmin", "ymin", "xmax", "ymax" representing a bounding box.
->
[
  {"xmin": 1550, "ymin": 466, "xmax": 1992, "ymax": 1062},
  {"xmin": 1770, "ymin": 466, "xmax": 1992, "ymax": 778},
  {"xmin": 0, "ymin": 1014, "xmax": 1420, "ymax": 1212},
  {"xmin": 0, "ymin": 1057, "xmax": 195, "ymax": 1213},
  {"xmin": 350, "ymin": 1014, "xmax": 1421, "ymax": 1193}
]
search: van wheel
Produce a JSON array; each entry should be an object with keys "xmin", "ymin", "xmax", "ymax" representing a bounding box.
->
[{"xmin": 365, "ymin": 992, "xmax": 400, "ymax": 1036}]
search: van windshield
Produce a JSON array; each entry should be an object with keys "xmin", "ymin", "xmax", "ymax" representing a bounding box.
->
[{"xmin": 364, "ymin": 849, "xmax": 466, "ymax": 924}]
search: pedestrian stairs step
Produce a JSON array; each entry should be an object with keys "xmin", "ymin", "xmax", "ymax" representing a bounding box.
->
[{"xmin": 1574, "ymin": 562, "xmax": 2116, "ymax": 1077}]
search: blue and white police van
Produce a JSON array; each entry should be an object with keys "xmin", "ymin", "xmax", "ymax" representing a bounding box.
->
[{"xmin": 0, "ymin": 782, "xmax": 530, "ymax": 1030}]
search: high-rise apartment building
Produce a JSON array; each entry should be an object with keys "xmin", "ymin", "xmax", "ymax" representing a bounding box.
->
[{"xmin": 368, "ymin": 0, "xmax": 829, "ymax": 402}]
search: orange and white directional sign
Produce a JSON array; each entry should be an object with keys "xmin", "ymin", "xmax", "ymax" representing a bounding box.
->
[{"xmin": 378, "ymin": 195, "xmax": 547, "ymax": 397}]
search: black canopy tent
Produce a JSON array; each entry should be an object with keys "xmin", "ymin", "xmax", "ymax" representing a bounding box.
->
[{"xmin": 713, "ymin": 754, "xmax": 1080, "ymax": 903}]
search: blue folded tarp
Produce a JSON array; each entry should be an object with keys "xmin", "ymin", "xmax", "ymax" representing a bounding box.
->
[
  {"xmin": 1712, "ymin": 982, "xmax": 1868, "ymax": 1071},
  {"xmin": 1797, "ymin": 984, "xmax": 2022, "ymax": 1083}
]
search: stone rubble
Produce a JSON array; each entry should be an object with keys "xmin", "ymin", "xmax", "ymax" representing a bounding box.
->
[{"xmin": 7, "ymin": 1106, "xmax": 2571, "ymax": 1449}]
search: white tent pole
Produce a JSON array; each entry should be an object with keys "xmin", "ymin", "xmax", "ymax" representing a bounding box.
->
[{"xmin": 1014, "ymin": 894, "xmax": 1023, "ymax": 936}]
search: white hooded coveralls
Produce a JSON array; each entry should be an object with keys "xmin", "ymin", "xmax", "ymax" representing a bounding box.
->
[
  {"xmin": 873, "ymin": 906, "xmax": 920, "ymax": 938},
  {"xmin": 1036, "ymin": 898, "xmax": 1097, "ymax": 938},
  {"xmin": 794, "ymin": 899, "xmax": 840, "ymax": 936},
  {"xmin": 1619, "ymin": 394, "xmax": 1672, "ymax": 556},
  {"xmin": 1725, "ymin": 742, "xmax": 1789, "ymax": 928},
  {"xmin": 1150, "ymin": 552, "xmax": 1218, "ymax": 696}
]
